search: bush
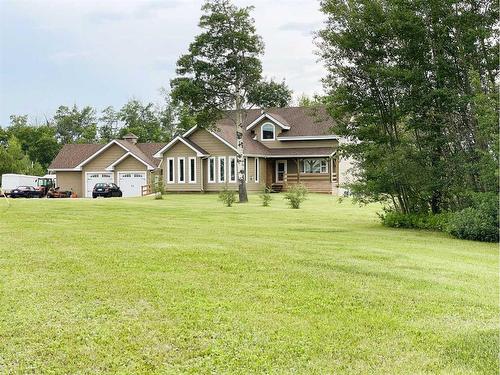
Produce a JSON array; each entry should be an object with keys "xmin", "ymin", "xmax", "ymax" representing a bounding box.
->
[
  {"xmin": 284, "ymin": 184, "xmax": 308, "ymax": 209},
  {"xmin": 446, "ymin": 194, "xmax": 499, "ymax": 242},
  {"xmin": 259, "ymin": 187, "xmax": 273, "ymax": 207},
  {"xmin": 219, "ymin": 186, "xmax": 236, "ymax": 207},
  {"xmin": 380, "ymin": 211, "xmax": 450, "ymax": 231},
  {"xmin": 153, "ymin": 180, "xmax": 165, "ymax": 200}
]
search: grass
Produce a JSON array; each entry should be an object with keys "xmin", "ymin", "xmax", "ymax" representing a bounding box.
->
[{"xmin": 0, "ymin": 194, "xmax": 497, "ymax": 374}]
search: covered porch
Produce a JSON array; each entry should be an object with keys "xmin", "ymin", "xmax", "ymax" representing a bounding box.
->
[{"xmin": 265, "ymin": 157, "xmax": 338, "ymax": 194}]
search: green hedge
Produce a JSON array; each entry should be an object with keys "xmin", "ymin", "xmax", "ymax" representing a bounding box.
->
[{"xmin": 380, "ymin": 193, "xmax": 499, "ymax": 242}]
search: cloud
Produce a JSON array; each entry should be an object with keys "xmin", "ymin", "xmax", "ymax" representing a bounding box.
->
[
  {"xmin": 134, "ymin": 0, "xmax": 181, "ymax": 18},
  {"xmin": 278, "ymin": 21, "xmax": 320, "ymax": 36},
  {"xmin": 49, "ymin": 51, "xmax": 91, "ymax": 63},
  {"xmin": 87, "ymin": 10, "xmax": 128, "ymax": 24}
]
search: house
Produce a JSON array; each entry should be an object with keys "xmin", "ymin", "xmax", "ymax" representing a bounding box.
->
[
  {"xmin": 155, "ymin": 106, "xmax": 349, "ymax": 194},
  {"xmin": 48, "ymin": 134, "xmax": 165, "ymax": 198},
  {"xmin": 49, "ymin": 106, "xmax": 351, "ymax": 197}
]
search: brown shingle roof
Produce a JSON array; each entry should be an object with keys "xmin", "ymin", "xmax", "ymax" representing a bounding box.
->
[
  {"xmin": 49, "ymin": 144, "xmax": 104, "ymax": 169},
  {"xmin": 49, "ymin": 141, "xmax": 167, "ymax": 170},
  {"xmin": 213, "ymin": 106, "xmax": 334, "ymax": 137},
  {"xmin": 206, "ymin": 106, "xmax": 336, "ymax": 156},
  {"xmin": 136, "ymin": 143, "xmax": 167, "ymax": 167}
]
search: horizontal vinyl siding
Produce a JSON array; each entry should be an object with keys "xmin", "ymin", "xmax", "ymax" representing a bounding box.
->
[
  {"xmin": 189, "ymin": 129, "xmax": 236, "ymax": 154},
  {"xmin": 254, "ymin": 120, "xmax": 338, "ymax": 149},
  {"xmin": 56, "ymin": 171, "xmax": 83, "ymax": 197},
  {"xmin": 163, "ymin": 142, "xmax": 201, "ymax": 191},
  {"xmin": 82, "ymin": 144, "xmax": 126, "ymax": 195},
  {"xmin": 115, "ymin": 156, "xmax": 146, "ymax": 171}
]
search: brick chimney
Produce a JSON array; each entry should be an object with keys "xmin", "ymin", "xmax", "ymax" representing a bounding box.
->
[{"xmin": 122, "ymin": 133, "xmax": 138, "ymax": 144}]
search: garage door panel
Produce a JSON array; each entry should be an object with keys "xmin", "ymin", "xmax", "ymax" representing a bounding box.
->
[
  {"xmin": 86, "ymin": 173, "xmax": 113, "ymax": 197},
  {"xmin": 118, "ymin": 172, "xmax": 146, "ymax": 197}
]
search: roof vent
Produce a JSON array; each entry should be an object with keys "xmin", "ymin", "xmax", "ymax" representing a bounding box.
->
[{"xmin": 122, "ymin": 133, "xmax": 138, "ymax": 144}]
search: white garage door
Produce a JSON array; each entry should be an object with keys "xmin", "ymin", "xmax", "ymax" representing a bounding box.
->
[
  {"xmin": 118, "ymin": 172, "xmax": 147, "ymax": 197},
  {"xmin": 86, "ymin": 172, "xmax": 113, "ymax": 197}
]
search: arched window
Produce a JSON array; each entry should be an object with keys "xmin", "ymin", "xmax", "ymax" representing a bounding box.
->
[{"xmin": 261, "ymin": 123, "xmax": 275, "ymax": 140}]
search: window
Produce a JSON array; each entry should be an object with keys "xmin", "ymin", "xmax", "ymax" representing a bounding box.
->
[
  {"xmin": 218, "ymin": 157, "xmax": 226, "ymax": 183},
  {"xmin": 208, "ymin": 157, "xmax": 216, "ymax": 183},
  {"xmin": 261, "ymin": 123, "xmax": 275, "ymax": 140},
  {"xmin": 302, "ymin": 159, "xmax": 328, "ymax": 174},
  {"xmin": 254, "ymin": 157, "xmax": 259, "ymax": 183},
  {"xmin": 229, "ymin": 156, "xmax": 236, "ymax": 182},
  {"xmin": 189, "ymin": 157, "xmax": 196, "ymax": 183},
  {"xmin": 178, "ymin": 157, "xmax": 185, "ymax": 183},
  {"xmin": 167, "ymin": 158, "xmax": 175, "ymax": 183}
]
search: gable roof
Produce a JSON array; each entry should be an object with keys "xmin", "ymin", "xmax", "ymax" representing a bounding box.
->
[
  {"xmin": 246, "ymin": 112, "xmax": 291, "ymax": 130},
  {"xmin": 153, "ymin": 136, "xmax": 209, "ymax": 158},
  {"xmin": 49, "ymin": 141, "xmax": 166, "ymax": 171}
]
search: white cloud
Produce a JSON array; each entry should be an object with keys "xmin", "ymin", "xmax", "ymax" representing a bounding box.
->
[{"xmin": 0, "ymin": 0, "xmax": 326, "ymax": 124}]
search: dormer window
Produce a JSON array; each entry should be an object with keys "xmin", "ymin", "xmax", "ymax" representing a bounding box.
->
[{"xmin": 261, "ymin": 123, "xmax": 275, "ymax": 141}]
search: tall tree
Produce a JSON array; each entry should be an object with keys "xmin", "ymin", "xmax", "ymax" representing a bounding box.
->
[
  {"xmin": 99, "ymin": 106, "xmax": 120, "ymax": 143},
  {"xmin": 171, "ymin": 0, "xmax": 291, "ymax": 202},
  {"xmin": 7, "ymin": 115, "xmax": 60, "ymax": 169},
  {"xmin": 118, "ymin": 99, "xmax": 164, "ymax": 142},
  {"xmin": 53, "ymin": 105, "xmax": 98, "ymax": 144},
  {"xmin": 318, "ymin": 0, "xmax": 498, "ymax": 214}
]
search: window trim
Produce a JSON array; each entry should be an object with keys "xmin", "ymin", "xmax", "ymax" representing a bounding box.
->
[
  {"xmin": 208, "ymin": 157, "xmax": 216, "ymax": 183},
  {"xmin": 301, "ymin": 158, "xmax": 329, "ymax": 174},
  {"xmin": 188, "ymin": 157, "xmax": 196, "ymax": 184},
  {"xmin": 166, "ymin": 157, "xmax": 175, "ymax": 184},
  {"xmin": 254, "ymin": 157, "xmax": 259, "ymax": 183},
  {"xmin": 218, "ymin": 156, "xmax": 226, "ymax": 183},
  {"xmin": 261, "ymin": 122, "xmax": 276, "ymax": 141},
  {"xmin": 229, "ymin": 156, "xmax": 236, "ymax": 183},
  {"xmin": 177, "ymin": 157, "xmax": 186, "ymax": 183}
]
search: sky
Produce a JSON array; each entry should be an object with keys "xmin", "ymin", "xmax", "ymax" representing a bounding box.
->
[{"xmin": 0, "ymin": 0, "xmax": 326, "ymax": 126}]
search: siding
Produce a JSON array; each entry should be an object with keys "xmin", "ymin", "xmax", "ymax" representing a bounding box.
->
[
  {"xmin": 115, "ymin": 155, "xmax": 150, "ymax": 186},
  {"xmin": 163, "ymin": 142, "xmax": 202, "ymax": 191},
  {"xmin": 203, "ymin": 156, "xmax": 266, "ymax": 192},
  {"xmin": 189, "ymin": 129, "xmax": 235, "ymax": 154},
  {"xmin": 56, "ymin": 171, "xmax": 83, "ymax": 197},
  {"xmin": 253, "ymin": 119, "xmax": 338, "ymax": 149},
  {"xmin": 81, "ymin": 144, "xmax": 127, "ymax": 195}
]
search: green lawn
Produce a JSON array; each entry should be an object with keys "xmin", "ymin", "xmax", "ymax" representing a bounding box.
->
[{"xmin": 0, "ymin": 194, "xmax": 497, "ymax": 374}]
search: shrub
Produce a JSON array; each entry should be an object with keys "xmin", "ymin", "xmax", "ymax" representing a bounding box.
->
[
  {"xmin": 259, "ymin": 187, "xmax": 273, "ymax": 207},
  {"xmin": 380, "ymin": 211, "xmax": 450, "ymax": 231},
  {"xmin": 153, "ymin": 180, "xmax": 166, "ymax": 200},
  {"xmin": 446, "ymin": 194, "xmax": 499, "ymax": 243},
  {"xmin": 219, "ymin": 186, "xmax": 236, "ymax": 207},
  {"xmin": 284, "ymin": 184, "xmax": 308, "ymax": 209}
]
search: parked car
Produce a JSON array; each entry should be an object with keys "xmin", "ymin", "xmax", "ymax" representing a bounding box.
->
[
  {"xmin": 10, "ymin": 186, "xmax": 42, "ymax": 198},
  {"xmin": 92, "ymin": 183, "xmax": 123, "ymax": 198}
]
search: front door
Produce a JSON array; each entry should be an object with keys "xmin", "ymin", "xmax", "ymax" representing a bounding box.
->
[{"xmin": 275, "ymin": 160, "xmax": 287, "ymax": 183}]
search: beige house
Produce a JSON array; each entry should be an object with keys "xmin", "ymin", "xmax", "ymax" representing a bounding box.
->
[
  {"xmin": 49, "ymin": 107, "xmax": 349, "ymax": 197},
  {"xmin": 154, "ymin": 107, "xmax": 344, "ymax": 194},
  {"xmin": 48, "ymin": 134, "xmax": 165, "ymax": 198}
]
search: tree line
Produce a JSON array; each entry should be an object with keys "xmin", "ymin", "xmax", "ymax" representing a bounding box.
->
[
  {"xmin": 0, "ymin": 93, "xmax": 197, "ymax": 177},
  {"xmin": 318, "ymin": 0, "xmax": 498, "ymax": 240}
]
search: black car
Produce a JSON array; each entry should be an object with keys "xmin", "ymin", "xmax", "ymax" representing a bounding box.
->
[
  {"xmin": 92, "ymin": 183, "xmax": 123, "ymax": 198},
  {"xmin": 10, "ymin": 186, "xmax": 42, "ymax": 198}
]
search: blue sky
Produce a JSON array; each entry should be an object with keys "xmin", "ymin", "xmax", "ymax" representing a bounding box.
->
[{"xmin": 0, "ymin": 0, "xmax": 326, "ymax": 126}]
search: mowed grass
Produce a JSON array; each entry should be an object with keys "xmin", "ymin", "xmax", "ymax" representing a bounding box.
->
[{"xmin": 0, "ymin": 194, "xmax": 497, "ymax": 374}]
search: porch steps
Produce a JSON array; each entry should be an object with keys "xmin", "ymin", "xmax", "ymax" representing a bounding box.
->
[{"xmin": 271, "ymin": 184, "xmax": 284, "ymax": 193}]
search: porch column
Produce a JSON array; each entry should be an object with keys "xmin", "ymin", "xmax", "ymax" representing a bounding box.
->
[{"xmin": 296, "ymin": 158, "xmax": 300, "ymax": 183}]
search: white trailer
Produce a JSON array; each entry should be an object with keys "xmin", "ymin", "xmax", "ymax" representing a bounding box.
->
[{"xmin": 0, "ymin": 173, "xmax": 41, "ymax": 195}]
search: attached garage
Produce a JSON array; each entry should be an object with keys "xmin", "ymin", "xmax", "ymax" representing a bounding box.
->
[
  {"xmin": 48, "ymin": 135, "xmax": 165, "ymax": 198},
  {"xmin": 85, "ymin": 172, "xmax": 114, "ymax": 198},
  {"xmin": 118, "ymin": 172, "xmax": 147, "ymax": 197}
]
